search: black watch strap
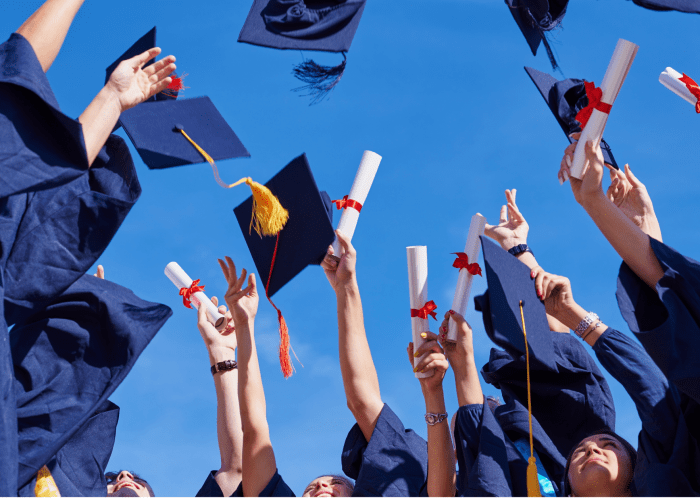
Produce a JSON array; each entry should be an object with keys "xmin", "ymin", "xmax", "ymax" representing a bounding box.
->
[
  {"xmin": 508, "ymin": 244, "xmax": 533, "ymax": 257},
  {"xmin": 211, "ymin": 359, "xmax": 237, "ymax": 375}
]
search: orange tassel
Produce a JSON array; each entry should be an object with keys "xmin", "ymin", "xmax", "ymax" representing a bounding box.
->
[{"xmin": 266, "ymin": 233, "xmax": 295, "ymax": 378}]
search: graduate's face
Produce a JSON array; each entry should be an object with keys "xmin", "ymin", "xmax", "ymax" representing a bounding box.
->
[
  {"xmin": 106, "ymin": 471, "xmax": 154, "ymax": 497},
  {"xmin": 568, "ymin": 434, "xmax": 633, "ymax": 496},
  {"xmin": 302, "ymin": 475, "xmax": 353, "ymax": 497}
]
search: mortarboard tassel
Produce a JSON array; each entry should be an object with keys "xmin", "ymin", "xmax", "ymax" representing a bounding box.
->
[
  {"xmin": 161, "ymin": 72, "xmax": 188, "ymax": 98},
  {"xmin": 176, "ymin": 127, "xmax": 289, "ymax": 236},
  {"xmin": 35, "ymin": 465, "xmax": 60, "ymax": 497},
  {"xmin": 520, "ymin": 300, "xmax": 542, "ymax": 497},
  {"xmin": 524, "ymin": 9, "xmax": 561, "ymax": 71},
  {"xmin": 292, "ymin": 52, "xmax": 347, "ymax": 105},
  {"xmin": 266, "ymin": 233, "xmax": 296, "ymax": 378}
]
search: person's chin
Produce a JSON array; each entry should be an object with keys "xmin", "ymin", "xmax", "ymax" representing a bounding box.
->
[{"xmin": 107, "ymin": 486, "xmax": 140, "ymax": 497}]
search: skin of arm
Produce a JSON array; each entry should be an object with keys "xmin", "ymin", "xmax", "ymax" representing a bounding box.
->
[
  {"xmin": 196, "ymin": 297, "xmax": 243, "ymax": 497},
  {"xmin": 410, "ymin": 332, "xmax": 456, "ymax": 497},
  {"xmin": 439, "ymin": 312, "xmax": 484, "ymax": 407},
  {"xmin": 219, "ymin": 257, "xmax": 274, "ymax": 498},
  {"xmin": 16, "ymin": 0, "xmax": 86, "ymax": 72},
  {"xmin": 320, "ymin": 230, "xmax": 384, "ymax": 442},
  {"xmin": 559, "ymin": 138, "xmax": 664, "ymax": 289},
  {"xmin": 79, "ymin": 48, "xmax": 175, "ymax": 166}
]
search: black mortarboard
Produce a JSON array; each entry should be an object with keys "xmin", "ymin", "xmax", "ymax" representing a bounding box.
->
[
  {"xmin": 238, "ymin": 0, "xmax": 367, "ymax": 103},
  {"xmin": 506, "ymin": 0, "xmax": 569, "ymax": 69},
  {"xmin": 234, "ymin": 153, "xmax": 335, "ymax": 298},
  {"xmin": 118, "ymin": 96, "xmax": 250, "ymax": 170},
  {"xmin": 525, "ymin": 66, "xmax": 619, "ymax": 169},
  {"xmin": 474, "ymin": 237, "xmax": 557, "ymax": 371},
  {"xmin": 105, "ymin": 27, "xmax": 178, "ymax": 102},
  {"xmin": 632, "ymin": 0, "xmax": 700, "ymax": 13}
]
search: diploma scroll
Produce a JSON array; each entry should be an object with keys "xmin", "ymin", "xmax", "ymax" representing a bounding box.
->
[
  {"xmin": 164, "ymin": 262, "xmax": 226, "ymax": 331},
  {"xmin": 330, "ymin": 151, "xmax": 382, "ymax": 259},
  {"xmin": 407, "ymin": 246, "xmax": 434, "ymax": 379},
  {"xmin": 446, "ymin": 214, "xmax": 487, "ymax": 343},
  {"xmin": 571, "ymin": 39, "xmax": 639, "ymax": 179},
  {"xmin": 659, "ymin": 67, "xmax": 699, "ymax": 107}
]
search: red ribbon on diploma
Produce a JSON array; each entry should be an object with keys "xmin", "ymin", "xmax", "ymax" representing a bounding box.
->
[
  {"xmin": 411, "ymin": 300, "xmax": 438, "ymax": 321},
  {"xmin": 679, "ymin": 73, "xmax": 700, "ymax": 113},
  {"xmin": 332, "ymin": 195, "xmax": 363, "ymax": 213},
  {"xmin": 575, "ymin": 81, "xmax": 613, "ymax": 128},
  {"xmin": 180, "ymin": 279, "xmax": 205, "ymax": 309},
  {"xmin": 452, "ymin": 252, "xmax": 482, "ymax": 276}
]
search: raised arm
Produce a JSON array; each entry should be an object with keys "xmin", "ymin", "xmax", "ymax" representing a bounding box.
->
[
  {"xmin": 79, "ymin": 48, "xmax": 175, "ymax": 166},
  {"xmin": 409, "ymin": 332, "xmax": 455, "ymax": 497},
  {"xmin": 16, "ymin": 0, "xmax": 85, "ymax": 72},
  {"xmin": 558, "ymin": 137, "xmax": 664, "ymax": 289},
  {"xmin": 219, "ymin": 257, "xmax": 274, "ymax": 498},
  {"xmin": 196, "ymin": 296, "xmax": 243, "ymax": 497},
  {"xmin": 440, "ymin": 311, "xmax": 483, "ymax": 407},
  {"xmin": 321, "ymin": 230, "xmax": 383, "ymax": 442}
]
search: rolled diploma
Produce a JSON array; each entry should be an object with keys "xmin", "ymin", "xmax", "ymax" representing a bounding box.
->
[
  {"xmin": 570, "ymin": 39, "xmax": 639, "ymax": 179},
  {"xmin": 407, "ymin": 246, "xmax": 433, "ymax": 379},
  {"xmin": 446, "ymin": 214, "xmax": 487, "ymax": 343},
  {"xmin": 331, "ymin": 151, "xmax": 382, "ymax": 257},
  {"xmin": 660, "ymin": 67, "xmax": 698, "ymax": 107},
  {"xmin": 164, "ymin": 262, "xmax": 226, "ymax": 331}
]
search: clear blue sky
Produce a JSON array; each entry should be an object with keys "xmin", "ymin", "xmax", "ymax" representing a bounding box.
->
[{"xmin": 2, "ymin": 0, "xmax": 699, "ymax": 496}]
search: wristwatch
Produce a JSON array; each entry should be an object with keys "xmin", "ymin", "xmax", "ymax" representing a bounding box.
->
[
  {"xmin": 425, "ymin": 412, "xmax": 448, "ymax": 426},
  {"xmin": 211, "ymin": 359, "xmax": 237, "ymax": 375},
  {"xmin": 508, "ymin": 243, "xmax": 534, "ymax": 257}
]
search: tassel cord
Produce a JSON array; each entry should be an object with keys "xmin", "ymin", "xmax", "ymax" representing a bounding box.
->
[{"xmin": 520, "ymin": 300, "xmax": 542, "ymax": 497}]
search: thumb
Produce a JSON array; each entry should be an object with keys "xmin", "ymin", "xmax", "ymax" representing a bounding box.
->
[
  {"xmin": 197, "ymin": 301, "xmax": 208, "ymax": 325},
  {"xmin": 244, "ymin": 273, "xmax": 257, "ymax": 296},
  {"xmin": 335, "ymin": 230, "xmax": 355, "ymax": 255}
]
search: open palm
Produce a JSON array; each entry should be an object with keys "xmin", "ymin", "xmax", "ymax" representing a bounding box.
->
[{"xmin": 484, "ymin": 189, "xmax": 529, "ymax": 250}]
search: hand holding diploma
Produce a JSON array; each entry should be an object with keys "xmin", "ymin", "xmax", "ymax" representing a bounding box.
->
[
  {"xmin": 407, "ymin": 246, "xmax": 436, "ymax": 379},
  {"xmin": 165, "ymin": 261, "xmax": 226, "ymax": 331}
]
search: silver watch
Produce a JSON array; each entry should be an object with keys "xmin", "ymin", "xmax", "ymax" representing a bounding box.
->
[{"xmin": 425, "ymin": 412, "xmax": 448, "ymax": 426}]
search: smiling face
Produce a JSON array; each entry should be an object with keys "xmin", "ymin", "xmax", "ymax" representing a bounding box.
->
[
  {"xmin": 567, "ymin": 434, "xmax": 634, "ymax": 497},
  {"xmin": 302, "ymin": 475, "xmax": 353, "ymax": 497},
  {"xmin": 106, "ymin": 471, "xmax": 154, "ymax": 497}
]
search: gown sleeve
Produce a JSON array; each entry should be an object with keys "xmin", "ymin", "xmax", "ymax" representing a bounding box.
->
[
  {"xmin": 341, "ymin": 403, "xmax": 428, "ymax": 497},
  {"xmin": 196, "ymin": 471, "xmax": 227, "ymax": 497},
  {"xmin": 231, "ymin": 470, "xmax": 295, "ymax": 497}
]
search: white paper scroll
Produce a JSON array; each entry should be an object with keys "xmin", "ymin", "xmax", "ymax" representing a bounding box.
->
[
  {"xmin": 407, "ymin": 246, "xmax": 434, "ymax": 379},
  {"xmin": 659, "ymin": 67, "xmax": 699, "ymax": 107},
  {"xmin": 570, "ymin": 39, "xmax": 639, "ymax": 179},
  {"xmin": 331, "ymin": 151, "xmax": 382, "ymax": 258},
  {"xmin": 446, "ymin": 214, "xmax": 487, "ymax": 343},
  {"xmin": 164, "ymin": 262, "xmax": 226, "ymax": 331}
]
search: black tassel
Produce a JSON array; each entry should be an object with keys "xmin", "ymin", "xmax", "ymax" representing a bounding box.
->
[
  {"xmin": 525, "ymin": 9, "xmax": 562, "ymax": 72},
  {"xmin": 540, "ymin": 34, "xmax": 559, "ymax": 71},
  {"xmin": 292, "ymin": 52, "xmax": 346, "ymax": 105}
]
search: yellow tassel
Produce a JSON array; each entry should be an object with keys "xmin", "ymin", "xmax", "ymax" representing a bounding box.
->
[
  {"xmin": 520, "ymin": 301, "xmax": 542, "ymax": 497},
  {"xmin": 35, "ymin": 465, "xmax": 61, "ymax": 497},
  {"xmin": 177, "ymin": 129, "xmax": 288, "ymax": 236}
]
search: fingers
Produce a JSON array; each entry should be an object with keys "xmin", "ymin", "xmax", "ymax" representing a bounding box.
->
[
  {"xmin": 569, "ymin": 132, "xmax": 581, "ymax": 142},
  {"xmin": 244, "ymin": 272, "xmax": 257, "ymax": 297},
  {"xmin": 414, "ymin": 331, "xmax": 442, "ymax": 358},
  {"xmin": 218, "ymin": 258, "xmax": 232, "ymax": 283},
  {"xmin": 335, "ymin": 230, "xmax": 356, "ymax": 256},
  {"xmin": 149, "ymin": 61, "xmax": 176, "ymax": 85},
  {"xmin": 236, "ymin": 267, "xmax": 248, "ymax": 292},
  {"xmin": 131, "ymin": 47, "xmax": 162, "ymax": 69},
  {"xmin": 196, "ymin": 300, "xmax": 208, "ymax": 326},
  {"xmin": 94, "ymin": 264, "xmax": 104, "ymax": 279},
  {"xmin": 499, "ymin": 204, "xmax": 508, "ymax": 223},
  {"xmin": 543, "ymin": 276, "xmax": 563, "ymax": 301},
  {"xmin": 144, "ymin": 55, "xmax": 175, "ymax": 77},
  {"xmin": 320, "ymin": 252, "xmax": 339, "ymax": 271},
  {"xmin": 625, "ymin": 163, "xmax": 642, "ymax": 188},
  {"xmin": 407, "ymin": 342, "xmax": 414, "ymax": 367},
  {"xmin": 414, "ymin": 352, "xmax": 448, "ymax": 374},
  {"xmin": 507, "ymin": 201, "xmax": 525, "ymax": 223}
]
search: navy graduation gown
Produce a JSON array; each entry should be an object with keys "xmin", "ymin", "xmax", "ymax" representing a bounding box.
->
[
  {"xmin": 341, "ymin": 403, "xmax": 428, "ymax": 497},
  {"xmin": 197, "ymin": 471, "xmax": 231, "ymax": 497},
  {"xmin": 231, "ymin": 470, "xmax": 295, "ymax": 497},
  {"xmin": 455, "ymin": 398, "xmax": 565, "ymax": 496},
  {"xmin": 481, "ymin": 331, "xmax": 616, "ymax": 465},
  {"xmin": 12, "ymin": 274, "xmax": 172, "ymax": 494}
]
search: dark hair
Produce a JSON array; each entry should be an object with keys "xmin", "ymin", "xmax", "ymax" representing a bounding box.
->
[
  {"xmin": 563, "ymin": 429, "xmax": 637, "ymax": 496},
  {"xmin": 105, "ymin": 471, "xmax": 155, "ymax": 497}
]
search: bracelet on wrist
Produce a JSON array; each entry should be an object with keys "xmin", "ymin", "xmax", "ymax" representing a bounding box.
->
[
  {"xmin": 507, "ymin": 243, "xmax": 534, "ymax": 257},
  {"xmin": 574, "ymin": 312, "xmax": 599, "ymax": 338},
  {"xmin": 425, "ymin": 412, "xmax": 448, "ymax": 426},
  {"xmin": 211, "ymin": 359, "xmax": 237, "ymax": 375}
]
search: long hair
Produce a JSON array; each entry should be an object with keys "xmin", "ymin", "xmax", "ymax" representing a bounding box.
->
[{"xmin": 563, "ymin": 428, "xmax": 637, "ymax": 496}]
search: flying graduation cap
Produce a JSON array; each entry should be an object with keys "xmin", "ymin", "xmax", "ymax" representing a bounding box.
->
[
  {"xmin": 506, "ymin": 0, "xmax": 569, "ymax": 70},
  {"xmin": 238, "ymin": 0, "xmax": 367, "ymax": 104},
  {"xmin": 234, "ymin": 153, "xmax": 335, "ymax": 377},
  {"xmin": 631, "ymin": 0, "xmax": 700, "ymax": 13},
  {"xmin": 525, "ymin": 66, "xmax": 619, "ymax": 170}
]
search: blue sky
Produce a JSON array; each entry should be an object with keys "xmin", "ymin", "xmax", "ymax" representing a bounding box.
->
[{"xmin": 3, "ymin": 0, "xmax": 699, "ymax": 496}]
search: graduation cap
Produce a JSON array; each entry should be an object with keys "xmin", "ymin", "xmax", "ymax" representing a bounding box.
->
[
  {"xmin": 506, "ymin": 0, "xmax": 569, "ymax": 70},
  {"xmin": 474, "ymin": 236, "xmax": 556, "ymax": 371},
  {"xmin": 525, "ymin": 66, "xmax": 619, "ymax": 169},
  {"xmin": 632, "ymin": 0, "xmax": 700, "ymax": 13},
  {"xmin": 234, "ymin": 153, "xmax": 335, "ymax": 376},
  {"xmin": 238, "ymin": 0, "xmax": 367, "ymax": 104},
  {"xmin": 105, "ymin": 27, "xmax": 183, "ymax": 102}
]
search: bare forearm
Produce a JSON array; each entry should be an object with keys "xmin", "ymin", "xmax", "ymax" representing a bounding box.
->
[
  {"xmin": 208, "ymin": 345, "xmax": 243, "ymax": 494},
  {"xmin": 78, "ymin": 86, "xmax": 122, "ymax": 166},
  {"xmin": 336, "ymin": 282, "xmax": 383, "ymax": 440},
  {"xmin": 423, "ymin": 388, "xmax": 456, "ymax": 497},
  {"xmin": 583, "ymin": 193, "xmax": 664, "ymax": 288},
  {"xmin": 453, "ymin": 356, "xmax": 484, "ymax": 407},
  {"xmin": 556, "ymin": 303, "xmax": 608, "ymax": 348},
  {"xmin": 17, "ymin": 0, "xmax": 85, "ymax": 72}
]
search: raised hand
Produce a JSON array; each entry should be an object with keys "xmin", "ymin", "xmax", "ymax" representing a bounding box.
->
[
  {"xmin": 320, "ymin": 230, "xmax": 357, "ymax": 292},
  {"xmin": 560, "ymin": 134, "xmax": 610, "ymax": 207},
  {"xmin": 218, "ymin": 256, "xmax": 258, "ymax": 325},
  {"xmin": 530, "ymin": 267, "xmax": 577, "ymax": 322},
  {"xmin": 93, "ymin": 264, "xmax": 104, "ymax": 279},
  {"xmin": 408, "ymin": 333, "xmax": 449, "ymax": 392},
  {"xmin": 484, "ymin": 189, "xmax": 529, "ymax": 251},
  {"xmin": 106, "ymin": 47, "xmax": 176, "ymax": 113},
  {"xmin": 438, "ymin": 311, "xmax": 474, "ymax": 377},
  {"xmin": 607, "ymin": 164, "xmax": 662, "ymax": 241},
  {"xmin": 197, "ymin": 296, "xmax": 237, "ymax": 351}
]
